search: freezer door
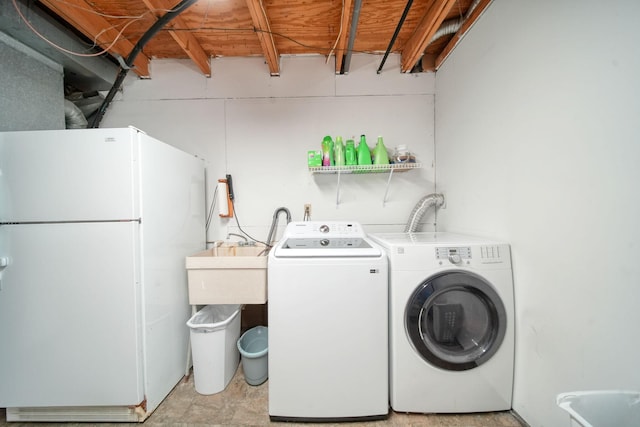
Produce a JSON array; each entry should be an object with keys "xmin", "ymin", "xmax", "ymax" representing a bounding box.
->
[
  {"xmin": 0, "ymin": 222, "xmax": 144, "ymax": 407},
  {"xmin": 0, "ymin": 128, "xmax": 139, "ymax": 222}
]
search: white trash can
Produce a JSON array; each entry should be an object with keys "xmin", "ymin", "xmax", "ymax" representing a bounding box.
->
[
  {"xmin": 187, "ymin": 304, "xmax": 241, "ymax": 395},
  {"xmin": 556, "ymin": 390, "xmax": 640, "ymax": 427}
]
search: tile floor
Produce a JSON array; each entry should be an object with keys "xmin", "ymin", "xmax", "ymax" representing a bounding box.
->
[{"xmin": 0, "ymin": 364, "xmax": 525, "ymax": 427}]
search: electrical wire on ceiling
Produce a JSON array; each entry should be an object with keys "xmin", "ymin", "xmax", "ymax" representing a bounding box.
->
[
  {"xmin": 257, "ymin": 0, "xmax": 278, "ymax": 69},
  {"xmin": 325, "ymin": 0, "xmax": 345, "ymax": 64},
  {"xmin": 11, "ymin": 0, "xmax": 187, "ymax": 58},
  {"xmin": 15, "ymin": 0, "xmax": 381, "ymax": 61},
  {"xmin": 90, "ymin": 0, "xmax": 199, "ymax": 128},
  {"xmin": 11, "ymin": 0, "xmax": 137, "ymax": 57}
]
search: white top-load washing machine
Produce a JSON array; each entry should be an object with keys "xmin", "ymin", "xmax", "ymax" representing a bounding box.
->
[
  {"xmin": 268, "ymin": 221, "xmax": 388, "ymax": 422},
  {"xmin": 369, "ymin": 232, "xmax": 514, "ymax": 414}
]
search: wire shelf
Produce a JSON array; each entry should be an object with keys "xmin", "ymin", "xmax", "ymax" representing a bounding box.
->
[
  {"xmin": 308, "ymin": 163, "xmax": 422, "ymax": 174},
  {"xmin": 308, "ymin": 162, "xmax": 422, "ymax": 206}
]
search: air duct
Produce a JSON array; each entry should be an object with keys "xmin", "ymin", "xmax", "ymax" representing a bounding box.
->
[
  {"xmin": 411, "ymin": 0, "xmax": 482, "ymax": 73},
  {"xmin": 404, "ymin": 193, "xmax": 445, "ymax": 233},
  {"xmin": 64, "ymin": 99, "xmax": 87, "ymax": 129},
  {"xmin": 430, "ymin": 0, "xmax": 481, "ymax": 45}
]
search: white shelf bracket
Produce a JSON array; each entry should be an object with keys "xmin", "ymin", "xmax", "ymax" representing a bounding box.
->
[
  {"xmin": 382, "ymin": 168, "xmax": 394, "ymax": 206},
  {"xmin": 336, "ymin": 169, "xmax": 342, "ymax": 207},
  {"xmin": 308, "ymin": 163, "xmax": 422, "ymax": 208}
]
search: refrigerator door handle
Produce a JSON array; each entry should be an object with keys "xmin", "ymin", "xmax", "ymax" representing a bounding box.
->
[{"xmin": 0, "ymin": 218, "xmax": 142, "ymax": 226}]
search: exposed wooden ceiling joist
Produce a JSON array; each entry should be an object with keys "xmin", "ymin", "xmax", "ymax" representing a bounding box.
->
[
  {"xmin": 245, "ymin": 0, "xmax": 279, "ymax": 76},
  {"xmin": 142, "ymin": 0, "xmax": 211, "ymax": 77},
  {"xmin": 29, "ymin": 0, "xmax": 489, "ymax": 81},
  {"xmin": 400, "ymin": 0, "xmax": 458, "ymax": 73},
  {"xmin": 38, "ymin": 0, "xmax": 151, "ymax": 78},
  {"xmin": 333, "ymin": 0, "xmax": 354, "ymax": 74}
]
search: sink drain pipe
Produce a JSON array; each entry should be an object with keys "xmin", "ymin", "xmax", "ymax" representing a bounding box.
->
[
  {"xmin": 90, "ymin": 0, "xmax": 198, "ymax": 128},
  {"xmin": 404, "ymin": 193, "xmax": 445, "ymax": 233}
]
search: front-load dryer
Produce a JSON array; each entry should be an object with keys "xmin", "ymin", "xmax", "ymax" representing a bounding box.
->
[{"xmin": 369, "ymin": 232, "xmax": 514, "ymax": 414}]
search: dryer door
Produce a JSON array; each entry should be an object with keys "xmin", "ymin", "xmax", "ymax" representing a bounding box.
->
[{"xmin": 405, "ymin": 271, "xmax": 507, "ymax": 371}]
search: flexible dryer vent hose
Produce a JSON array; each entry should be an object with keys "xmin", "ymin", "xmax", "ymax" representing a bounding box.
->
[{"xmin": 404, "ymin": 193, "xmax": 445, "ymax": 233}]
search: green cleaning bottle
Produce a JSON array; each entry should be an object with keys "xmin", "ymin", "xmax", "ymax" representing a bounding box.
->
[
  {"xmin": 334, "ymin": 136, "xmax": 345, "ymax": 166},
  {"xmin": 345, "ymin": 139, "xmax": 357, "ymax": 166},
  {"xmin": 321, "ymin": 135, "xmax": 333, "ymax": 166},
  {"xmin": 373, "ymin": 136, "xmax": 389, "ymax": 165},
  {"xmin": 357, "ymin": 134, "xmax": 372, "ymax": 165}
]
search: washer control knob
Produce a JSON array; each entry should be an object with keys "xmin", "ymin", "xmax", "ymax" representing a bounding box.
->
[
  {"xmin": 319, "ymin": 224, "xmax": 330, "ymax": 233},
  {"xmin": 320, "ymin": 239, "xmax": 330, "ymax": 246},
  {"xmin": 449, "ymin": 254, "xmax": 462, "ymax": 264}
]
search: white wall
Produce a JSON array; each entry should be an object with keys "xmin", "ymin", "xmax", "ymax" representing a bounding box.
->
[
  {"xmin": 435, "ymin": 1, "xmax": 640, "ymax": 426},
  {"xmin": 102, "ymin": 54, "xmax": 437, "ymax": 243}
]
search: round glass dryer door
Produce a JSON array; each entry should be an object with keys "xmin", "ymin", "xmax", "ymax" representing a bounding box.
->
[{"xmin": 405, "ymin": 271, "xmax": 507, "ymax": 371}]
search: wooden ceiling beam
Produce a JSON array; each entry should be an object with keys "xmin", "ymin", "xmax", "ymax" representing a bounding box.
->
[
  {"xmin": 141, "ymin": 0, "xmax": 211, "ymax": 77},
  {"xmin": 245, "ymin": 0, "xmax": 280, "ymax": 76},
  {"xmin": 334, "ymin": 0, "xmax": 354, "ymax": 74},
  {"xmin": 38, "ymin": 0, "xmax": 151, "ymax": 77},
  {"xmin": 435, "ymin": 0, "xmax": 492, "ymax": 70},
  {"xmin": 400, "ymin": 0, "xmax": 457, "ymax": 73}
]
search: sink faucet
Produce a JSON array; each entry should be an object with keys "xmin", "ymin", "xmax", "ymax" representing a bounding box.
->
[
  {"xmin": 226, "ymin": 232, "xmax": 248, "ymax": 242},
  {"xmin": 266, "ymin": 207, "xmax": 291, "ymax": 247}
]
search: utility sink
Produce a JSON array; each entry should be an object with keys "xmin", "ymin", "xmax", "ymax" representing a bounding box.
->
[{"xmin": 186, "ymin": 242, "xmax": 269, "ymax": 304}]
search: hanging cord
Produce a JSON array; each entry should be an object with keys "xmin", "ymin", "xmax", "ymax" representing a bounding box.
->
[
  {"xmin": 205, "ymin": 184, "xmax": 219, "ymax": 232},
  {"xmin": 89, "ymin": 0, "xmax": 198, "ymax": 128},
  {"xmin": 231, "ymin": 203, "xmax": 270, "ymax": 247},
  {"xmin": 325, "ymin": 0, "xmax": 345, "ymax": 63},
  {"xmin": 11, "ymin": 0, "xmax": 142, "ymax": 57}
]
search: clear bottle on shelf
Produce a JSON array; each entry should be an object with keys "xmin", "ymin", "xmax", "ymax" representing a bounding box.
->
[{"xmin": 391, "ymin": 144, "xmax": 416, "ymax": 164}]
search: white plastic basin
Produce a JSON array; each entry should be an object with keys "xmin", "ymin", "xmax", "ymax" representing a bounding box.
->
[
  {"xmin": 186, "ymin": 242, "xmax": 268, "ymax": 304},
  {"xmin": 556, "ymin": 390, "xmax": 640, "ymax": 427}
]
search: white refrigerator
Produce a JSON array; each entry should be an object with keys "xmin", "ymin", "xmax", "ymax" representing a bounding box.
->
[{"xmin": 0, "ymin": 127, "xmax": 205, "ymax": 422}]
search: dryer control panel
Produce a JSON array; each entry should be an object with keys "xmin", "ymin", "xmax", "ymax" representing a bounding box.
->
[
  {"xmin": 436, "ymin": 245, "xmax": 506, "ymax": 265},
  {"xmin": 436, "ymin": 246, "xmax": 472, "ymax": 264}
]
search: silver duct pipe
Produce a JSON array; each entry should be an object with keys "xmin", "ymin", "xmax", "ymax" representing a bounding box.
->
[
  {"xmin": 429, "ymin": 0, "xmax": 481, "ymax": 45},
  {"xmin": 404, "ymin": 193, "xmax": 445, "ymax": 233},
  {"xmin": 64, "ymin": 99, "xmax": 88, "ymax": 129}
]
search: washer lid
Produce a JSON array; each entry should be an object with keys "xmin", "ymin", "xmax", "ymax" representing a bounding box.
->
[
  {"xmin": 273, "ymin": 238, "xmax": 382, "ymax": 258},
  {"xmin": 273, "ymin": 220, "xmax": 382, "ymax": 257}
]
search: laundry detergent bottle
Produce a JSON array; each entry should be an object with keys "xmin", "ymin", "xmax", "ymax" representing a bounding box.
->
[
  {"xmin": 334, "ymin": 136, "xmax": 345, "ymax": 166},
  {"xmin": 373, "ymin": 136, "xmax": 389, "ymax": 165},
  {"xmin": 321, "ymin": 135, "xmax": 334, "ymax": 166},
  {"xmin": 345, "ymin": 139, "xmax": 357, "ymax": 166},
  {"xmin": 357, "ymin": 134, "xmax": 372, "ymax": 166}
]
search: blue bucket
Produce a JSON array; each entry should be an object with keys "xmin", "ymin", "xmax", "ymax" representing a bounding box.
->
[{"xmin": 237, "ymin": 326, "xmax": 268, "ymax": 385}]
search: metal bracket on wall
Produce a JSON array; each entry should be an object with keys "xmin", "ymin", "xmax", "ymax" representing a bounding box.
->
[{"xmin": 309, "ymin": 163, "xmax": 422, "ymax": 207}]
